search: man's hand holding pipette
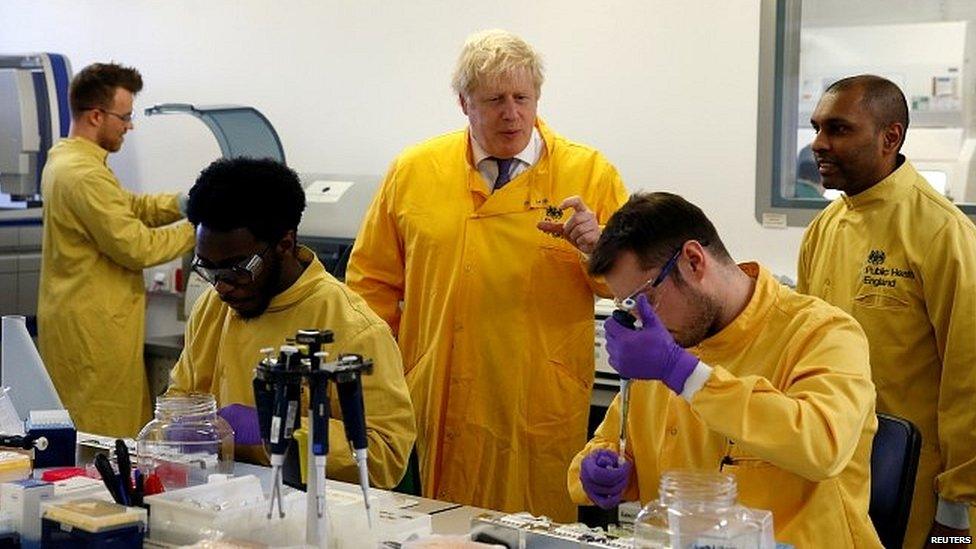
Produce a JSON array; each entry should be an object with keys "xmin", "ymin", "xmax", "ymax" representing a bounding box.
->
[
  {"xmin": 580, "ymin": 449, "xmax": 632, "ymax": 509},
  {"xmin": 604, "ymin": 294, "xmax": 698, "ymax": 393}
]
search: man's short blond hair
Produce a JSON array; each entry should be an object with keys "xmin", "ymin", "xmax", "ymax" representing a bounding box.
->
[{"xmin": 451, "ymin": 29, "xmax": 545, "ymax": 98}]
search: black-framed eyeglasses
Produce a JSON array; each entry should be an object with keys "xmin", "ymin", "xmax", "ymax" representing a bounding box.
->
[
  {"xmin": 614, "ymin": 247, "xmax": 682, "ymax": 311},
  {"xmin": 82, "ymin": 106, "xmax": 134, "ymax": 123},
  {"xmin": 613, "ymin": 240, "xmax": 711, "ymax": 311},
  {"xmin": 191, "ymin": 245, "xmax": 272, "ymax": 287}
]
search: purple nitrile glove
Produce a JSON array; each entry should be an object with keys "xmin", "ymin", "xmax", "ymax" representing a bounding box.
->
[
  {"xmin": 580, "ymin": 449, "xmax": 633, "ymax": 509},
  {"xmin": 604, "ymin": 294, "xmax": 699, "ymax": 393},
  {"xmin": 217, "ymin": 403, "xmax": 263, "ymax": 446}
]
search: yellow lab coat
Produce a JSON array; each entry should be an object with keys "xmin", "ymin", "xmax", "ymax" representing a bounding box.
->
[
  {"xmin": 346, "ymin": 118, "xmax": 627, "ymax": 520},
  {"xmin": 570, "ymin": 264, "xmax": 882, "ymax": 548},
  {"xmin": 798, "ymin": 159, "xmax": 976, "ymax": 545},
  {"xmin": 168, "ymin": 247, "xmax": 416, "ymax": 488},
  {"xmin": 38, "ymin": 137, "xmax": 194, "ymax": 437}
]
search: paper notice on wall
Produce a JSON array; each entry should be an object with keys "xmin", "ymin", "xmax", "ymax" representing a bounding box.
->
[
  {"xmin": 305, "ymin": 180, "xmax": 355, "ymax": 204},
  {"xmin": 761, "ymin": 212, "xmax": 788, "ymax": 229}
]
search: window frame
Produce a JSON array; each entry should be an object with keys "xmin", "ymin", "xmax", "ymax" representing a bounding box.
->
[{"xmin": 754, "ymin": 0, "xmax": 976, "ymax": 227}]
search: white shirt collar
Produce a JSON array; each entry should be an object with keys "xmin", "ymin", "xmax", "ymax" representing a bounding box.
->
[{"xmin": 470, "ymin": 126, "xmax": 543, "ymax": 168}]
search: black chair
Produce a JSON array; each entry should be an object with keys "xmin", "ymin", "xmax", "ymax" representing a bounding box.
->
[{"xmin": 870, "ymin": 413, "xmax": 922, "ymax": 548}]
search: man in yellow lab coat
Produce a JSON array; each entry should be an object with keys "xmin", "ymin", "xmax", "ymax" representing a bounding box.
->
[
  {"xmin": 798, "ymin": 75, "xmax": 976, "ymax": 547},
  {"xmin": 38, "ymin": 63, "xmax": 195, "ymax": 437},
  {"xmin": 346, "ymin": 29, "xmax": 628, "ymax": 519},
  {"xmin": 569, "ymin": 193, "xmax": 882, "ymax": 548},
  {"xmin": 167, "ymin": 158, "xmax": 415, "ymax": 488}
]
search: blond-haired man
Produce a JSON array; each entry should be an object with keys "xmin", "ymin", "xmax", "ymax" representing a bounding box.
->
[{"xmin": 347, "ymin": 29, "xmax": 627, "ymax": 519}]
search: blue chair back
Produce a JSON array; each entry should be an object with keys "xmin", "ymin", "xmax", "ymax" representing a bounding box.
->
[{"xmin": 870, "ymin": 413, "xmax": 921, "ymax": 548}]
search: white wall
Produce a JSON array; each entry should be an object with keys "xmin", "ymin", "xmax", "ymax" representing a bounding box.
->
[{"xmin": 0, "ymin": 0, "xmax": 807, "ymax": 280}]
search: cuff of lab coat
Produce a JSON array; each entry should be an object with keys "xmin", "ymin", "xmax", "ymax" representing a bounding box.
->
[
  {"xmin": 936, "ymin": 497, "xmax": 971, "ymax": 529},
  {"xmin": 680, "ymin": 361, "xmax": 712, "ymax": 402}
]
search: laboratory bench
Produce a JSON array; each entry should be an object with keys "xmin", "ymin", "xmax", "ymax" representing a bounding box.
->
[{"xmin": 71, "ymin": 436, "xmax": 494, "ymax": 544}]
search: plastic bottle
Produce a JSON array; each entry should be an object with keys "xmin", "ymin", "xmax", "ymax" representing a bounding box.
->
[
  {"xmin": 136, "ymin": 393, "xmax": 234, "ymax": 490},
  {"xmin": 634, "ymin": 470, "xmax": 774, "ymax": 549}
]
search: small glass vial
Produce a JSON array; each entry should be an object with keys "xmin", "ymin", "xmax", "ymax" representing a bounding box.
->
[
  {"xmin": 136, "ymin": 393, "xmax": 234, "ymax": 490},
  {"xmin": 634, "ymin": 470, "xmax": 774, "ymax": 549}
]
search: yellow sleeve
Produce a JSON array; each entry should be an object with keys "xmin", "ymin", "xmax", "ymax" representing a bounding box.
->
[
  {"xmin": 795, "ymin": 229, "xmax": 813, "ymax": 295},
  {"xmin": 66, "ymin": 169, "xmax": 195, "ymax": 270},
  {"xmin": 166, "ymin": 294, "xmax": 216, "ymax": 397},
  {"xmin": 128, "ymin": 191, "xmax": 185, "ymax": 227},
  {"xmin": 346, "ymin": 162, "xmax": 406, "ymax": 335},
  {"xmin": 567, "ymin": 394, "xmax": 639, "ymax": 505},
  {"xmin": 795, "ymin": 208, "xmax": 828, "ymax": 295},
  {"xmin": 324, "ymin": 323, "xmax": 416, "ymax": 489},
  {"xmin": 691, "ymin": 318, "xmax": 875, "ymax": 482},
  {"xmin": 921, "ymin": 219, "xmax": 976, "ymax": 504}
]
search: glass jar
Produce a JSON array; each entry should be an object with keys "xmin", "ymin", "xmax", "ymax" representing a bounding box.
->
[
  {"xmin": 136, "ymin": 393, "xmax": 234, "ymax": 490},
  {"xmin": 634, "ymin": 470, "xmax": 774, "ymax": 549}
]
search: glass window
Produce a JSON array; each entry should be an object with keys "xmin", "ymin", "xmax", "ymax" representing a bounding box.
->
[{"xmin": 756, "ymin": 0, "xmax": 976, "ymax": 227}]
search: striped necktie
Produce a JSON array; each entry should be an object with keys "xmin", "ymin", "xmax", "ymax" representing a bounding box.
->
[{"xmin": 491, "ymin": 157, "xmax": 515, "ymax": 189}]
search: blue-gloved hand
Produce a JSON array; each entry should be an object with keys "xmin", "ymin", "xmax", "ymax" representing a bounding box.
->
[
  {"xmin": 217, "ymin": 403, "xmax": 263, "ymax": 446},
  {"xmin": 604, "ymin": 294, "xmax": 699, "ymax": 393},
  {"xmin": 580, "ymin": 449, "xmax": 632, "ymax": 509}
]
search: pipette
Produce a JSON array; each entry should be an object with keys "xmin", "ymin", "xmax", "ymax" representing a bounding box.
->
[
  {"xmin": 611, "ymin": 309, "xmax": 638, "ymax": 463},
  {"xmin": 297, "ymin": 329, "xmax": 334, "ymax": 547},
  {"xmin": 267, "ymin": 344, "xmax": 302, "ymax": 519},
  {"xmin": 333, "ymin": 354, "xmax": 374, "ymax": 528},
  {"xmin": 253, "ymin": 347, "xmax": 278, "ymax": 446}
]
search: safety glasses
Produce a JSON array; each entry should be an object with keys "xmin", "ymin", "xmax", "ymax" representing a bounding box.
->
[
  {"xmin": 614, "ymin": 247, "xmax": 682, "ymax": 311},
  {"xmin": 82, "ymin": 107, "xmax": 134, "ymax": 123},
  {"xmin": 191, "ymin": 245, "xmax": 272, "ymax": 287}
]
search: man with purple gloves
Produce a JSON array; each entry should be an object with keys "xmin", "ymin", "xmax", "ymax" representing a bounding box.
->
[{"xmin": 567, "ymin": 192, "xmax": 883, "ymax": 548}]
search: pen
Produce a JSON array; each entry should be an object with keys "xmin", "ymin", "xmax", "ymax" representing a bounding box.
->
[
  {"xmin": 115, "ymin": 439, "xmax": 132, "ymax": 505},
  {"xmin": 133, "ymin": 469, "xmax": 145, "ymax": 507},
  {"xmin": 93, "ymin": 453, "xmax": 123, "ymax": 505}
]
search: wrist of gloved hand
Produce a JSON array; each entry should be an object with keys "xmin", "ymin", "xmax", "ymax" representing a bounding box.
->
[
  {"xmin": 217, "ymin": 403, "xmax": 263, "ymax": 446},
  {"xmin": 662, "ymin": 345, "xmax": 699, "ymax": 394},
  {"xmin": 580, "ymin": 449, "xmax": 632, "ymax": 509}
]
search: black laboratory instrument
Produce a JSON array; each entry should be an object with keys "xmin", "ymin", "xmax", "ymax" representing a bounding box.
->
[{"xmin": 252, "ymin": 328, "xmax": 375, "ymax": 544}]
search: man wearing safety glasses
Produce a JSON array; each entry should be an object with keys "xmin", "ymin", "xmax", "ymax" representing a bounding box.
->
[
  {"xmin": 567, "ymin": 192, "xmax": 882, "ymax": 547},
  {"xmin": 166, "ymin": 157, "xmax": 416, "ymax": 488},
  {"xmin": 38, "ymin": 62, "xmax": 195, "ymax": 438}
]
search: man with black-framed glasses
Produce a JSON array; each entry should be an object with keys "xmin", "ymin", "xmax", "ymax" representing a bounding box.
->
[
  {"xmin": 567, "ymin": 192, "xmax": 882, "ymax": 547},
  {"xmin": 38, "ymin": 62, "xmax": 195, "ymax": 437},
  {"xmin": 165, "ymin": 157, "xmax": 415, "ymax": 488}
]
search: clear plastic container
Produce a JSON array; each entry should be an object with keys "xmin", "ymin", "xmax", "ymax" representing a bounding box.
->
[
  {"xmin": 634, "ymin": 470, "xmax": 774, "ymax": 549},
  {"xmin": 135, "ymin": 394, "xmax": 233, "ymax": 490}
]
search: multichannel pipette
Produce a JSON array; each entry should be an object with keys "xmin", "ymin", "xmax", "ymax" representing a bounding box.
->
[{"xmin": 267, "ymin": 345, "xmax": 303, "ymax": 519}]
